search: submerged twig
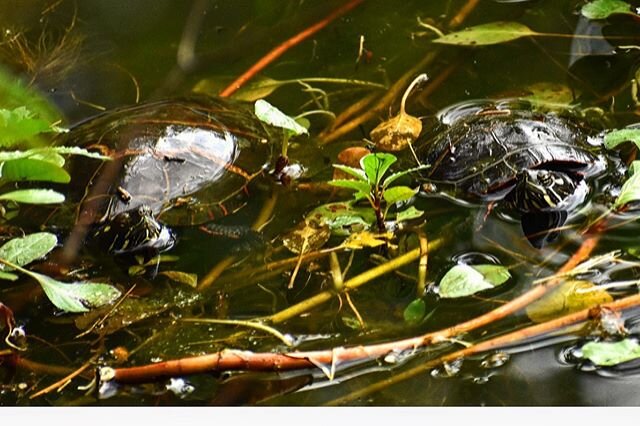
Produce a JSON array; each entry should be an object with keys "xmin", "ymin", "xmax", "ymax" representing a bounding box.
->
[{"xmin": 219, "ymin": 0, "xmax": 365, "ymax": 97}]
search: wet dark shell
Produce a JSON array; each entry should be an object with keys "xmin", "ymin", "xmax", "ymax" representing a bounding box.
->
[
  {"xmin": 416, "ymin": 110, "xmax": 604, "ymax": 201},
  {"xmin": 57, "ymin": 96, "xmax": 278, "ymax": 228}
]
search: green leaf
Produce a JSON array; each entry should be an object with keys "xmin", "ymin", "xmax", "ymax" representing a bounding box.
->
[
  {"xmin": 0, "ymin": 146, "xmax": 109, "ymax": 163},
  {"xmin": 614, "ymin": 160, "xmax": 640, "ymax": 209},
  {"xmin": 581, "ymin": 339, "xmax": 640, "ymax": 366},
  {"xmin": 37, "ymin": 273, "xmax": 122, "ymax": 313},
  {"xmin": 254, "ymin": 99, "xmax": 308, "ymax": 137},
  {"xmin": 526, "ymin": 280, "xmax": 613, "ymax": 323},
  {"xmin": 0, "ymin": 232, "xmax": 57, "ymax": 273},
  {"xmin": 604, "ymin": 128, "xmax": 640, "ymax": 150},
  {"xmin": 329, "ymin": 179, "xmax": 372, "ymax": 196},
  {"xmin": 0, "ymin": 158, "xmax": 70, "ymax": 183},
  {"xmin": 439, "ymin": 263, "xmax": 511, "ymax": 298},
  {"xmin": 360, "ymin": 153, "xmax": 397, "ymax": 186},
  {"xmin": 48, "ymin": 146, "xmax": 110, "ymax": 160},
  {"xmin": 305, "ymin": 201, "xmax": 375, "ymax": 236},
  {"xmin": 403, "ymin": 298, "xmax": 426, "ymax": 324},
  {"xmin": 581, "ymin": 0, "xmax": 633, "ymax": 19},
  {"xmin": 471, "ymin": 264, "xmax": 512, "ymax": 286},
  {"xmin": 383, "ymin": 164, "xmax": 430, "ymax": 189},
  {"xmin": 395, "ymin": 206, "xmax": 424, "ymax": 222},
  {"xmin": 331, "ymin": 164, "xmax": 368, "ymax": 181},
  {"xmin": 433, "ymin": 22, "xmax": 536, "ymax": 46},
  {"xmin": 27, "ymin": 151, "xmax": 66, "ymax": 167},
  {"xmin": 342, "ymin": 230, "xmax": 392, "ymax": 249},
  {"xmin": 519, "ymin": 82, "xmax": 575, "ymax": 109},
  {"xmin": 0, "ymin": 189, "xmax": 65, "ymax": 204},
  {"xmin": 382, "ymin": 186, "xmax": 417, "ymax": 204},
  {"xmin": 0, "ymin": 107, "xmax": 61, "ymax": 147},
  {"xmin": 160, "ymin": 271, "xmax": 198, "ymax": 288}
]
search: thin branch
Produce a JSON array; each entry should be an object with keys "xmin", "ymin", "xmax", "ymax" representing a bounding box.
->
[{"xmin": 219, "ymin": 0, "xmax": 365, "ymax": 97}]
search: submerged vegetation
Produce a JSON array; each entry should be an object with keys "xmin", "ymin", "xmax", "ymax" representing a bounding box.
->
[{"xmin": 1, "ymin": 0, "xmax": 640, "ymax": 406}]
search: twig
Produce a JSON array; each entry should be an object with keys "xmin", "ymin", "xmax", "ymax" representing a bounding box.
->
[
  {"xmin": 29, "ymin": 355, "xmax": 98, "ymax": 399},
  {"xmin": 219, "ymin": 0, "xmax": 365, "ymax": 97},
  {"xmin": 326, "ymin": 291, "xmax": 640, "ymax": 405},
  {"xmin": 179, "ymin": 318, "xmax": 294, "ymax": 347}
]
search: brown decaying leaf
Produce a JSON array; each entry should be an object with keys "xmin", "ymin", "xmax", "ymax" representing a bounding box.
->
[
  {"xmin": 370, "ymin": 73, "xmax": 428, "ymax": 152},
  {"xmin": 282, "ymin": 220, "xmax": 331, "ymax": 254},
  {"xmin": 370, "ymin": 113, "xmax": 422, "ymax": 151},
  {"xmin": 333, "ymin": 146, "xmax": 371, "ymax": 180}
]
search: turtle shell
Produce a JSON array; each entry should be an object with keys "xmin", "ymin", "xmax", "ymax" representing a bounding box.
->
[
  {"xmin": 416, "ymin": 110, "xmax": 605, "ymax": 202},
  {"xmin": 58, "ymin": 96, "xmax": 278, "ymax": 229}
]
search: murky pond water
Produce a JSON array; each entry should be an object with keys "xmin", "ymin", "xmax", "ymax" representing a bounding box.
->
[{"xmin": 1, "ymin": 0, "xmax": 640, "ymax": 406}]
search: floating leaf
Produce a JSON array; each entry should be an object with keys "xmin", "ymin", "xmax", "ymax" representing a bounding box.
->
[
  {"xmin": 2, "ymin": 257, "xmax": 120, "ymax": 313},
  {"xmin": 0, "ymin": 158, "xmax": 70, "ymax": 183},
  {"xmin": 282, "ymin": 220, "xmax": 331, "ymax": 254},
  {"xmin": 0, "ymin": 189, "xmax": 65, "ymax": 204},
  {"xmin": 526, "ymin": 280, "xmax": 613, "ymax": 323},
  {"xmin": 383, "ymin": 186, "xmax": 417, "ymax": 205},
  {"xmin": 372, "ymin": 74, "xmax": 427, "ymax": 152},
  {"xmin": 38, "ymin": 273, "xmax": 121, "ymax": 313},
  {"xmin": 0, "ymin": 107, "xmax": 62, "ymax": 147},
  {"xmin": 439, "ymin": 263, "xmax": 511, "ymax": 298},
  {"xmin": 519, "ymin": 82, "xmax": 575, "ymax": 108},
  {"xmin": 0, "ymin": 232, "xmax": 57, "ymax": 276},
  {"xmin": 433, "ymin": 22, "xmax": 536, "ymax": 46},
  {"xmin": 581, "ymin": 0, "xmax": 633, "ymax": 19},
  {"xmin": 361, "ymin": 153, "xmax": 397, "ymax": 186},
  {"xmin": 581, "ymin": 339, "xmax": 640, "ymax": 366},
  {"xmin": 604, "ymin": 128, "xmax": 640, "ymax": 150},
  {"xmin": 160, "ymin": 271, "xmax": 198, "ymax": 288},
  {"xmin": 614, "ymin": 160, "xmax": 640, "ymax": 209},
  {"xmin": 371, "ymin": 113, "xmax": 423, "ymax": 152},
  {"xmin": 305, "ymin": 202, "xmax": 375, "ymax": 236},
  {"xmin": 75, "ymin": 285, "xmax": 201, "ymax": 334},
  {"xmin": 403, "ymin": 298, "xmax": 426, "ymax": 324},
  {"xmin": 471, "ymin": 264, "xmax": 512, "ymax": 287},
  {"xmin": 254, "ymin": 99, "xmax": 308, "ymax": 137},
  {"xmin": 342, "ymin": 231, "xmax": 392, "ymax": 249}
]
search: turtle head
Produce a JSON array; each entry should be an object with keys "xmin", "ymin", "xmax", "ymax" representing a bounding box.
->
[
  {"xmin": 508, "ymin": 169, "xmax": 582, "ymax": 213},
  {"xmin": 91, "ymin": 205, "xmax": 176, "ymax": 256}
]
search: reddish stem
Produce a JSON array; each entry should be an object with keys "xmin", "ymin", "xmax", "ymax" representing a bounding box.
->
[{"xmin": 219, "ymin": 0, "xmax": 365, "ymax": 98}]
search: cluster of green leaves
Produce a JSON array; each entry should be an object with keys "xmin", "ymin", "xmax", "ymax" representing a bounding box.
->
[
  {"xmin": 0, "ymin": 67, "xmax": 119, "ymax": 313},
  {"xmin": 329, "ymin": 153, "xmax": 428, "ymax": 230}
]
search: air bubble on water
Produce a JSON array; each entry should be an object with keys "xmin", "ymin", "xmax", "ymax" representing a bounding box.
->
[
  {"xmin": 150, "ymin": 357, "xmax": 164, "ymax": 363},
  {"xmin": 472, "ymin": 375, "xmax": 490, "ymax": 385},
  {"xmin": 166, "ymin": 378, "xmax": 195, "ymax": 398},
  {"xmin": 481, "ymin": 352, "xmax": 509, "ymax": 369},
  {"xmin": 430, "ymin": 359, "xmax": 463, "ymax": 378}
]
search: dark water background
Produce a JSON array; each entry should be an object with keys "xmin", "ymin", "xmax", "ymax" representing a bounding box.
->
[{"xmin": 1, "ymin": 0, "xmax": 640, "ymax": 406}]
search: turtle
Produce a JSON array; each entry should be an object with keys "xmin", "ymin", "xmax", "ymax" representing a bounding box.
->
[
  {"xmin": 45, "ymin": 96, "xmax": 281, "ymax": 259},
  {"xmin": 412, "ymin": 106, "xmax": 607, "ymax": 246}
]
